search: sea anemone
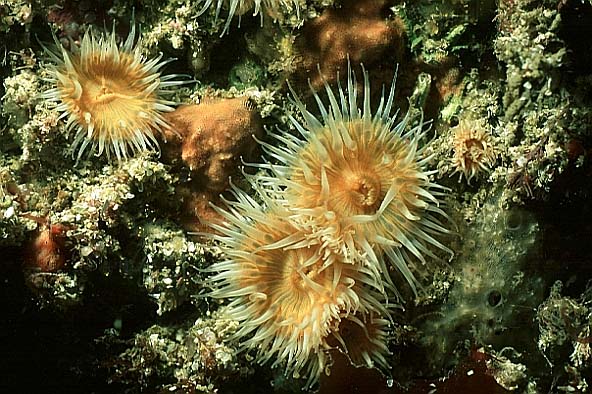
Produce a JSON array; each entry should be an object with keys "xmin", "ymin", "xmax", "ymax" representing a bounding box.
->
[
  {"xmin": 25, "ymin": 223, "xmax": 69, "ymax": 272},
  {"xmin": 205, "ymin": 182, "xmax": 389, "ymax": 386},
  {"xmin": 257, "ymin": 65, "xmax": 452, "ymax": 293},
  {"xmin": 42, "ymin": 25, "xmax": 186, "ymax": 162},
  {"xmin": 204, "ymin": 64, "xmax": 451, "ymax": 386},
  {"xmin": 451, "ymin": 118, "xmax": 497, "ymax": 182},
  {"xmin": 196, "ymin": 0, "xmax": 300, "ymax": 35},
  {"xmin": 330, "ymin": 311, "xmax": 391, "ymax": 372}
]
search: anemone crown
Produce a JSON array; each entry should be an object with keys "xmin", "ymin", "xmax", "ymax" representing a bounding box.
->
[
  {"xmin": 43, "ymin": 26, "xmax": 186, "ymax": 162},
  {"xmin": 451, "ymin": 118, "xmax": 497, "ymax": 182},
  {"xmin": 257, "ymin": 64, "xmax": 452, "ymax": 293}
]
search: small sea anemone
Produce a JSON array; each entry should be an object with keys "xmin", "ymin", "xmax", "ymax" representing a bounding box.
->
[
  {"xmin": 43, "ymin": 25, "xmax": 186, "ymax": 162},
  {"xmin": 451, "ymin": 118, "xmax": 497, "ymax": 182},
  {"xmin": 196, "ymin": 0, "xmax": 300, "ymax": 35},
  {"xmin": 205, "ymin": 182, "xmax": 388, "ymax": 386},
  {"xmin": 257, "ymin": 65, "xmax": 452, "ymax": 293},
  {"xmin": 23, "ymin": 217, "xmax": 71, "ymax": 272}
]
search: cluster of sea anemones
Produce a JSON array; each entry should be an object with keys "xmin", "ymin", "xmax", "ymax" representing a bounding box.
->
[
  {"xmin": 43, "ymin": 25, "xmax": 186, "ymax": 162},
  {"xmin": 450, "ymin": 118, "xmax": 498, "ymax": 182},
  {"xmin": 206, "ymin": 65, "xmax": 451, "ymax": 386}
]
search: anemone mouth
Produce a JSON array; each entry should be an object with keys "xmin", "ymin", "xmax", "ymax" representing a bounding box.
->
[
  {"xmin": 342, "ymin": 169, "xmax": 382, "ymax": 211},
  {"xmin": 464, "ymin": 137, "xmax": 485, "ymax": 151},
  {"xmin": 43, "ymin": 27, "xmax": 186, "ymax": 162},
  {"xmin": 281, "ymin": 247, "xmax": 326, "ymax": 293}
]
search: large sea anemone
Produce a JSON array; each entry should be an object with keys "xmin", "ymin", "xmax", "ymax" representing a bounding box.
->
[
  {"xmin": 43, "ymin": 25, "xmax": 185, "ymax": 162},
  {"xmin": 205, "ymin": 182, "xmax": 389, "ymax": 386},
  {"xmin": 205, "ymin": 64, "xmax": 451, "ymax": 386},
  {"xmin": 257, "ymin": 65, "xmax": 452, "ymax": 293}
]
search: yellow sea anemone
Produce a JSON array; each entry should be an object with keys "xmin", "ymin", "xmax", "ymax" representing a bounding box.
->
[
  {"xmin": 196, "ymin": 0, "xmax": 300, "ymax": 35},
  {"xmin": 43, "ymin": 26, "xmax": 185, "ymax": 162},
  {"xmin": 257, "ymin": 65, "xmax": 452, "ymax": 293},
  {"xmin": 450, "ymin": 118, "xmax": 497, "ymax": 182},
  {"xmin": 330, "ymin": 312, "xmax": 391, "ymax": 373},
  {"xmin": 205, "ymin": 182, "xmax": 389, "ymax": 386}
]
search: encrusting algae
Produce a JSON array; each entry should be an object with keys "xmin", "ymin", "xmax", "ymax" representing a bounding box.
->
[{"xmin": 204, "ymin": 65, "xmax": 451, "ymax": 386}]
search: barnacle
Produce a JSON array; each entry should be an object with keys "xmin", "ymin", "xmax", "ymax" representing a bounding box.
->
[
  {"xmin": 451, "ymin": 118, "xmax": 497, "ymax": 182},
  {"xmin": 42, "ymin": 26, "xmax": 186, "ymax": 162},
  {"xmin": 257, "ymin": 65, "xmax": 452, "ymax": 293}
]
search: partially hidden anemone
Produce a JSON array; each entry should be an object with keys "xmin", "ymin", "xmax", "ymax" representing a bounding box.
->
[
  {"xmin": 196, "ymin": 0, "xmax": 300, "ymax": 35},
  {"xmin": 43, "ymin": 25, "xmax": 186, "ymax": 162},
  {"xmin": 257, "ymin": 65, "xmax": 452, "ymax": 294},
  {"xmin": 450, "ymin": 118, "xmax": 497, "ymax": 182},
  {"xmin": 330, "ymin": 312, "xmax": 391, "ymax": 372},
  {"xmin": 205, "ymin": 64, "xmax": 452, "ymax": 387},
  {"xmin": 206, "ymin": 184, "xmax": 389, "ymax": 386}
]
